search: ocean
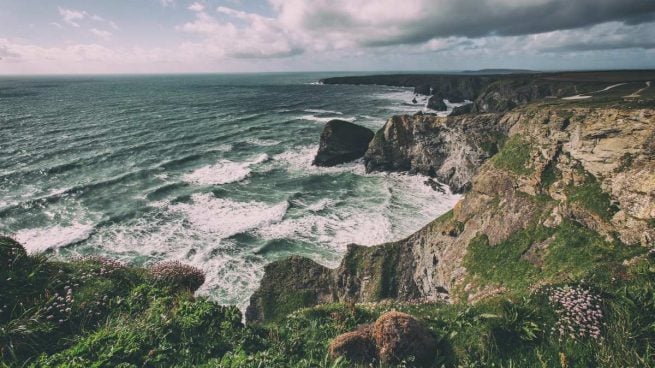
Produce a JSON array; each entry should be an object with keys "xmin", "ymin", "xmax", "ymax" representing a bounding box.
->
[{"xmin": 0, "ymin": 73, "xmax": 461, "ymax": 309}]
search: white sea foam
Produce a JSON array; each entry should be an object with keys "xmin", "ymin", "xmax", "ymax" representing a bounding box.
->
[
  {"xmin": 15, "ymin": 222, "xmax": 95, "ymax": 253},
  {"xmin": 297, "ymin": 115, "xmax": 356, "ymax": 123},
  {"xmin": 257, "ymin": 210, "xmax": 392, "ymax": 258},
  {"xmin": 245, "ymin": 138, "xmax": 280, "ymax": 147},
  {"xmin": 183, "ymin": 153, "xmax": 268, "ymax": 185},
  {"xmin": 306, "ymin": 198, "xmax": 336, "ymax": 212},
  {"xmin": 304, "ymin": 109, "xmax": 343, "ymax": 115},
  {"xmin": 73, "ymin": 193, "xmax": 289, "ymax": 311},
  {"xmin": 205, "ymin": 144, "xmax": 233, "ymax": 153},
  {"xmin": 270, "ymin": 145, "xmax": 365, "ymax": 175},
  {"xmin": 169, "ymin": 193, "xmax": 288, "ymax": 238}
]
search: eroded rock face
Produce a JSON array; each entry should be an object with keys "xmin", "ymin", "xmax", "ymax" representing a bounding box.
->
[
  {"xmin": 364, "ymin": 112, "xmax": 508, "ymax": 193},
  {"xmin": 313, "ymin": 120, "xmax": 375, "ymax": 167}
]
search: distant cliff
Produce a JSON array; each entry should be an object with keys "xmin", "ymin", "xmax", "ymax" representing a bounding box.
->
[{"xmin": 321, "ymin": 70, "xmax": 655, "ymax": 114}]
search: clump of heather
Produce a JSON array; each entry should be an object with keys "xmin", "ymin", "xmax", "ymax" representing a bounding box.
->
[
  {"xmin": 82, "ymin": 255, "xmax": 126, "ymax": 271},
  {"xmin": 45, "ymin": 286, "xmax": 74, "ymax": 324},
  {"xmin": 148, "ymin": 260, "xmax": 205, "ymax": 292},
  {"xmin": 547, "ymin": 285, "xmax": 603, "ymax": 341}
]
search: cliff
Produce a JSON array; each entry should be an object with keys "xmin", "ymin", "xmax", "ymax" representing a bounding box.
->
[
  {"xmin": 363, "ymin": 112, "xmax": 507, "ymax": 193},
  {"xmin": 321, "ymin": 70, "xmax": 655, "ymax": 114},
  {"xmin": 247, "ymin": 104, "xmax": 655, "ymax": 323}
]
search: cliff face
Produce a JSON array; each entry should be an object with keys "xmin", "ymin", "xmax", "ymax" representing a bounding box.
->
[
  {"xmin": 246, "ymin": 105, "xmax": 655, "ymax": 323},
  {"xmin": 364, "ymin": 112, "xmax": 508, "ymax": 193}
]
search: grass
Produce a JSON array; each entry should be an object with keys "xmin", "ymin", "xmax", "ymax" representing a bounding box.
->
[
  {"xmin": 567, "ymin": 169, "xmax": 619, "ymax": 221},
  {"xmin": 492, "ymin": 135, "xmax": 534, "ymax": 176},
  {"xmin": 463, "ymin": 220, "xmax": 645, "ymax": 294}
]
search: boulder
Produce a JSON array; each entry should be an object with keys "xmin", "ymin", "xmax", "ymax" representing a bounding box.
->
[
  {"xmin": 328, "ymin": 324, "xmax": 377, "ymax": 364},
  {"xmin": 373, "ymin": 311, "xmax": 438, "ymax": 366},
  {"xmin": 313, "ymin": 120, "xmax": 375, "ymax": 167},
  {"xmin": 427, "ymin": 95, "xmax": 447, "ymax": 111},
  {"xmin": 328, "ymin": 311, "xmax": 438, "ymax": 366}
]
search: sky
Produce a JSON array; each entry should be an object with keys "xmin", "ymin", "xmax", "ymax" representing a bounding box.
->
[{"xmin": 1, "ymin": 0, "xmax": 655, "ymax": 74}]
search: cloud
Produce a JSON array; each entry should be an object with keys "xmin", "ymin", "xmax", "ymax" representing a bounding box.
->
[
  {"xmin": 160, "ymin": 0, "xmax": 175, "ymax": 7},
  {"xmin": 3, "ymin": 0, "xmax": 655, "ymax": 73},
  {"xmin": 176, "ymin": 5, "xmax": 305, "ymax": 58},
  {"xmin": 90, "ymin": 28, "xmax": 113, "ymax": 40},
  {"xmin": 57, "ymin": 7, "xmax": 118, "ymax": 30},
  {"xmin": 537, "ymin": 22, "xmax": 655, "ymax": 52},
  {"xmin": 188, "ymin": 2, "xmax": 204, "ymax": 12},
  {"xmin": 58, "ymin": 7, "xmax": 86, "ymax": 27},
  {"xmin": 270, "ymin": 0, "xmax": 655, "ymax": 47},
  {"xmin": 0, "ymin": 43, "xmax": 20, "ymax": 60}
]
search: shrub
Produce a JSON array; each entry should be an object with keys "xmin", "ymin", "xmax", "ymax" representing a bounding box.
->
[{"xmin": 148, "ymin": 261, "xmax": 206, "ymax": 292}]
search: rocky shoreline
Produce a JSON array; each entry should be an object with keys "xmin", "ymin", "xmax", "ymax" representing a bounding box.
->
[{"xmin": 246, "ymin": 72, "xmax": 655, "ymax": 324}]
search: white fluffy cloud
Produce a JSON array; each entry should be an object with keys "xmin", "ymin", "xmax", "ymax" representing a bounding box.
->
[
  {"xmin": 176, "ymin": 5, "xmax": 304, "ymax": 58},
  {"xmin": 58, "ymin": 7, "xmax": 86, "ymax": 27},
  {"xmin": 90, "ymin": 28, "xmax": 113, "ymax": 40},
  {"xmin": 57, "ymin": 7, "xmax": 118, "ymax": 30}
]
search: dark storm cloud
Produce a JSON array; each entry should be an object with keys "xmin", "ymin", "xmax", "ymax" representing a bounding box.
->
[{"xmin": 298, "ymin": 0, "xmax": 655, "ymax": 47}]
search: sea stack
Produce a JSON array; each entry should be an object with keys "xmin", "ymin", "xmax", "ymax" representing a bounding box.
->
[
  {"xmin": 312, "ymin": 119, "xmax": 375, "ymax": 166},
  {"xmin": 427, "ymin": 94, "xmax": 447, "ymax": 111}
]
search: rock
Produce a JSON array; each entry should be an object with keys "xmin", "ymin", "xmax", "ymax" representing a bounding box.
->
[
  {"xmin": 373, "ymin": 311, "xmax": 438, "ymax": 366},
  {"xmin": 449, "ymin": 103, "xmax": 473, "ymax": 116},
  {"xmin": 364, "ymin": 112, "xmax": 507, "ymax": 193},
  {"xmin": 446, "ymin": 96, "xmax": 466, "ymax": 103},
  {"xmin": 245, "ymin": 256, "xmax": 334, "ymax": 324},
  {"xmin": 427, "ymin": 95, "xmax": 447, "ymax": 111},
  {"xmin": 412, "ymin": 97, "xmax": 418, "ymax": 104},
  {"xmin": 328, "ymin": 324, "xmax": 377, "ymax": 364},
  {"xmin": 312, "ymin": 120, "xmax": 375, "ymax": 167}
]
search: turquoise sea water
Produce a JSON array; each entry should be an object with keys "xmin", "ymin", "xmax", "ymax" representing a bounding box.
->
[{"xmin": 0, "ymin": 73, "xmax": 460, "ymax": 308}]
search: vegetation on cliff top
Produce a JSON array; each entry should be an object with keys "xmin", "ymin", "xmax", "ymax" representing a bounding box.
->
[{"xmin": 2, "ymin": 231, "xmax": 654, "ymax": 367}]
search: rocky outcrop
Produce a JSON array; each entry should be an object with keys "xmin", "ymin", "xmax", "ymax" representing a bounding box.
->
[
  {"xmin": 245, "ymin": 256, "xmax": 334, "ymax": 323},
  {"xmin": 450, "ymin": 103, "xmax": 474, "ymax": 116},
  {"xmin": 427, "ymin": 95, "xmax": 447, "ymax": 111},
  {"xmin": 247, "ymin": 106, "xmax": 655, "ymax": 323},
  {"xmin": 364, "ymin": 112, "xmax": 508, "ymax": 193},
  {"xmin": 312, "ymin": 120, "xmax": 374, "ymax": 166},
  {"xmin": 414, "ymin": 85, "xmax": 431, "ymax": 96},
  {"xmin": 328, "ymin": 311, "xmax": 438, "ymax": 366}
]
